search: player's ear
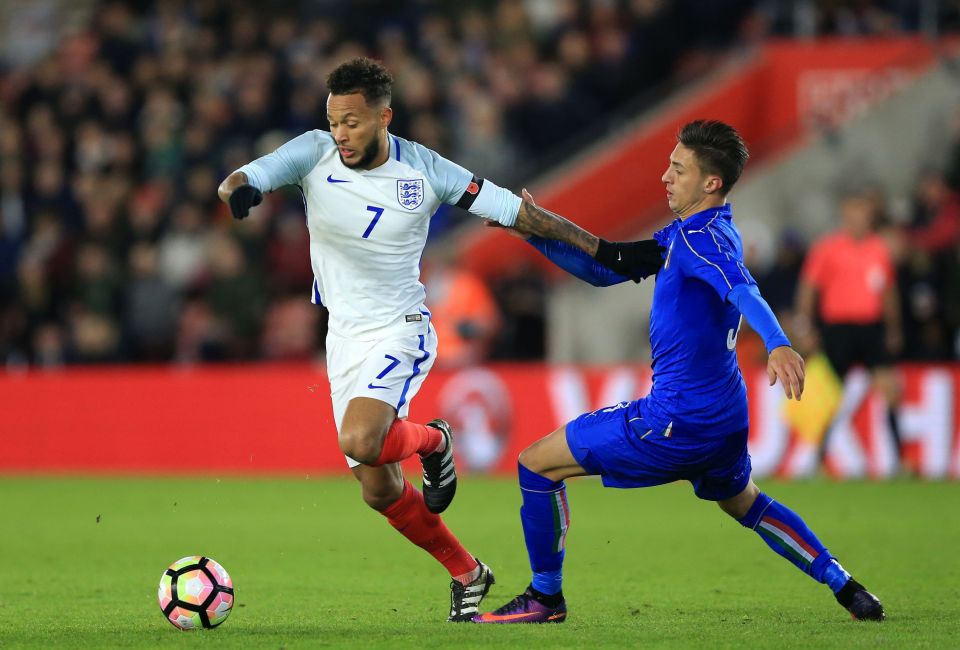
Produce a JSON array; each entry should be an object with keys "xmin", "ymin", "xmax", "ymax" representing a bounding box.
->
[
  {"xmin": 380, "ymin": 105, "xmax": 393, "ymax": 129},
  {"xmin": 704, "ymin": 175, "xmax": 723, "ymax": 195}
]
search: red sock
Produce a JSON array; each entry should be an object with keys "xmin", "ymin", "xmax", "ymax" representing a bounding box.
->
[
  {"xmin": 372, "ymin": 419, "xmax": 442, "ymax": 466},
  {"xmin": 382, "ymin": 480, "xmax": 477, "ymax": 578}
]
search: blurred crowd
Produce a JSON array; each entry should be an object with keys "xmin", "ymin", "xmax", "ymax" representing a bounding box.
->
[
  {"xmin": 0, "ymin": 0, "xmax": 762, "ymax": 367},
  {"xmin": 753, "ymin": 152, "xmax": 960, "ymax": 363},
  {"xmin": 1, "ymin": 0, "xmax": 959, "ymax": 368}
]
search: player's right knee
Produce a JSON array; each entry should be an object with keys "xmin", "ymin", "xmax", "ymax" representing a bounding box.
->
[
  {"xmin": 338, "ymin": 430, "xmax": 381, "ymax": 465},
  {"xmin": 518, "ymin": 438, "xmax": 554, "ymax": 475},
  {"xmin": 517, "ymin": 447, "xmax": 540, "ymax": 473}
]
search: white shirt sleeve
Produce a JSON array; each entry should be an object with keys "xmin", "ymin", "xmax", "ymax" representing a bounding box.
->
[
  {"xmin": 466, "ymin": 179, "xmax": 521, "ymax": 227},
  {"xmin": 236, "ymin": 130, "xmax": 326, "ymax": 192},
  {"xmin": 406, "ymin": 139, "xmax": 520, "ymax": 226}
]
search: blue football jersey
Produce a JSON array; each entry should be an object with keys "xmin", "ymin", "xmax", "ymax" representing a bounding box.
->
[{"xmin": 639, "ymin": 203, "xmax": 757, "ymax": 437}]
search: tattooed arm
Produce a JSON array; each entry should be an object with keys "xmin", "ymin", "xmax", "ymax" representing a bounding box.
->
[
  {"xmin": 513, "ymin": 191, "xmax": 600, "ymax": 256},
  {"xmin": 510, "ymin": 189, "xmax": 665, "ymax": 280}
]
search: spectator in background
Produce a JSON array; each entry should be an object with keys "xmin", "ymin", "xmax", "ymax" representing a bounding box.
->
[
  {"xmin": 757, "ymin": 230, "xmax": 806, "ymax": 318},
  {"xmin": 897, "ymin": 243, "xmax": 947, "ymax": 360},
  {"xmin": 125, "ymin": 242, "xmax": 179, "ymax": 361},
  {"xmin": 423, "ymin": 251, "xmax": 502, "ymax": 369},
  {"xmin": 490, "ymin": 261, "xmax": 547, "ymax": 361},
  {"xmin": 267, "ymin": 210, "xmax": 315, "ymax": 294},
  {"xmin": 67, "ymin": 308, "xmax": 121, "ymax": 363},
  {"xmin": 906, "ymin": 169, "xmax": 960, "ymax": 256},
  {"xmin": 31, "ymin": 321, "xmax": 66, "ymax": 368},
  {"xmin": 260, "ymin": 289, "xmax": 323, "ymax": 361},
  {"xmin": 944, "ymin": 240, "xmax": 960, "ymax": 358},
  {"xmin": 158, "ymin": 203, "xmax": 210, "ymax": 292},
  {"xmin": 203, "ymin": 233, "xmax": 266, "ymax": 360},
  {"xmin": 794, "ymin": 191, "xmax": 903, "ymax": 465},
  {"xmin": 73, "ymin": 241, "xmax": 121, "ymax": 318}
]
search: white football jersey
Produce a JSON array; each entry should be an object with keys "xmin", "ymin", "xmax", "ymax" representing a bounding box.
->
[{"xmin": 238, "ymin": 131, "xmax": 519, "ymax": 340}]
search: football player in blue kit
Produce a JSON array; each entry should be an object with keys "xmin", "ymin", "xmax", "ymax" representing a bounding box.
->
[{"xmin": 474, "ymin": 120, "xmax": 885, "ymax": 624}]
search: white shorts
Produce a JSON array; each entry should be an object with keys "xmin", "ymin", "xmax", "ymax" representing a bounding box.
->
[{"xmin": 326, "ymin": 323, "xmax": 438, "ymax": 467}]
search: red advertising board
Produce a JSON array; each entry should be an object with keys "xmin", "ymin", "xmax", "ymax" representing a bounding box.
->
[{"xmin": 2, "ymin": 363, "xmax": 957, "ymax": 479}]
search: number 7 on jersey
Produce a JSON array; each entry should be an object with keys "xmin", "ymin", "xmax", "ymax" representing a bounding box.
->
[{"xmin": 362, "ymin": 205, "xmax": 385, "ymax": 239}]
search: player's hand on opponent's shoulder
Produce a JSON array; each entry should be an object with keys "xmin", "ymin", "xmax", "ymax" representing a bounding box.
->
[
  {"xmin": 228, "ymin": 184, "xmax": 263, "ymax": 220},
  {"xmin": 768, "ymin": 346, "xmax": 805, "ymax": 400}
]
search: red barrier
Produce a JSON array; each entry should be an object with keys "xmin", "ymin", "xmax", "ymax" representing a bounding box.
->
[{"xmin": 2, "ymin": 363, "xmax": 958, "ymax": 479}]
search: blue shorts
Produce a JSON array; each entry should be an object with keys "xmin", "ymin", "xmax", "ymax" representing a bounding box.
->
[{"xmin": 565, "ymin": 401, "xmax": 751, "ymax": 501}]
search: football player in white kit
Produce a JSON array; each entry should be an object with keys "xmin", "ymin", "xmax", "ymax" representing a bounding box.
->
[{"xmin": 218, "ymin": 58, "xmax": 586, "ymax": 621}]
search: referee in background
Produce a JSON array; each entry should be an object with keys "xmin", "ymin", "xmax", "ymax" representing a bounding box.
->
[{"xmin": 795, "ymin": 191, "xmax": 904, "ymax": 467}]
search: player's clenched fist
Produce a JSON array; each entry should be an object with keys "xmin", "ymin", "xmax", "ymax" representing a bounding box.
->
[
  {"xmin": 228, "ymin": 184, "xmax": 263, "ymax": 219},
  {"xmin": 767, "ymin": 345, "xmax": 805, "ymax": 400}
]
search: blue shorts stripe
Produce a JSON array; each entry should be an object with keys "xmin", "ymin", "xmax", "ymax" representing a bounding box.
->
[{"xmin": 396, "ymin": 334, "xmax": 429, "ymax": 411}]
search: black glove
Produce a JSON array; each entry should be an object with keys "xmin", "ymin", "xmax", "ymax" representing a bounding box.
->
[
  {"xmin": 228, "ymin": 184, "xmax": 263, "ymax": 219},
  {"xmin": 594, "ymin": 238, "xmax": 666, "ymax": 281}
]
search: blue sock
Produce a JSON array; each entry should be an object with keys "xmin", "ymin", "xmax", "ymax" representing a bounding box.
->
[
  {"xmin": 518, "ymin": 462, "xmax": 569, "ymax": 596},
  {"xmin": 738, "ymin": 492, "xmax": 851, "ymax": 593}
]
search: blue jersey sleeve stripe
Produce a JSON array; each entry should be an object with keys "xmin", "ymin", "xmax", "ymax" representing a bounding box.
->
[
  {"xmin": 678, "ymin": 227, "xmax": 732, "ymax": 289},
  {"xmin": 736, "ymin": 260, "xmax": 752, "ymax": 284},
  {"xmin": 705, "ymin": 223, "xmax": 753, "ymax": 285},
  {"xmin": 392, "ymin": 135, "xmax": 401, "ymax": 161},
  {"xmin": 705, "ymin": 224, "xmax": 730, "ymax": 259}
]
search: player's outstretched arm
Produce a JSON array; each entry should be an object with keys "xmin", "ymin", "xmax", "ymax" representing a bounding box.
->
[
  {"xmin": 512, "ymin": 189, "xmax": 665, "ymax": 279},
  {"xmin": 486, "ymin": 193, "xmax": 630, "ymax": 286},
  {"xmin": 727, "ymin": 283, "xmax": 804, "ymax": 400},
  {"xmin": 513, "ymin": 190, "xmax": 600, "ymax": 255},
  {"xmin": 218, "ymin": 131, "xmax": 323, "ymax": 219}
]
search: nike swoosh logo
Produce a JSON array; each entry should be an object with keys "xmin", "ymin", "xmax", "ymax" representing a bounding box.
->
[
  {"xmin": 617, "ymin": 251, "xmax": 622, "ymax": 261},
  {"xmin": 367, "ymin": 383, "xmax": 389, "ymax": 390},
  {"xmin": 475, "ymin": 612, "xmax": 541, "ymax": 622},
  {"xmin": 327, "ymin": 174, "xmax": 350, "ymax": 183}
]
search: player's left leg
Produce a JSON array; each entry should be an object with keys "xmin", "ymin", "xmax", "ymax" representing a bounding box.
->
[
  {"xmin": 477, "ymin": 402, "xmax": 681, "ymax": 624},
  {"xmin": 718, "ymin": 479, "xmax": 885, "ymax": 621},
  {"xmin": 334, "ymin": 324, "xmax": 456, "ymax": 513},
  {"xmin": 351, "ymin": 462, "xmax": 494, "ymax": 621},
  {"xmin": 473, "ymin": 424, "xmax": 590, "ymax": 624}
]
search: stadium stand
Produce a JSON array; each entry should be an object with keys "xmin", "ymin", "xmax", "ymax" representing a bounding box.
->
[{"xmin": 0, "ymin": 0, "xmax": 958, "ymax": 368}]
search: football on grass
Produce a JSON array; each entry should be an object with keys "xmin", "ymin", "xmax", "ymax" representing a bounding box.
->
[{"xmin": 158, "ymin": 556, "xmax": 234, "ymax": 630}]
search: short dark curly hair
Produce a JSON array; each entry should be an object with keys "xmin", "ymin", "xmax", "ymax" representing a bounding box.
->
[
  {"xmin": 678, "ymin": 120, "xmax": 749, "ymax": 195},
  {"xmin": 326, "ymin": 57, "xmax": 393, "ymax": 106}
]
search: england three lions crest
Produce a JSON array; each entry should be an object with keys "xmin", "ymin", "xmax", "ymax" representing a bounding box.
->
[{"xmin": 397, "ymin": 179, "xmax": 424, "ymax": 210}]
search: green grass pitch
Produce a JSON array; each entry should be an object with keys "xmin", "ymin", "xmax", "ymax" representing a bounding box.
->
[{"xmin": 1, "ymin": 476, "xmax": 957, "ymax": 648}]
